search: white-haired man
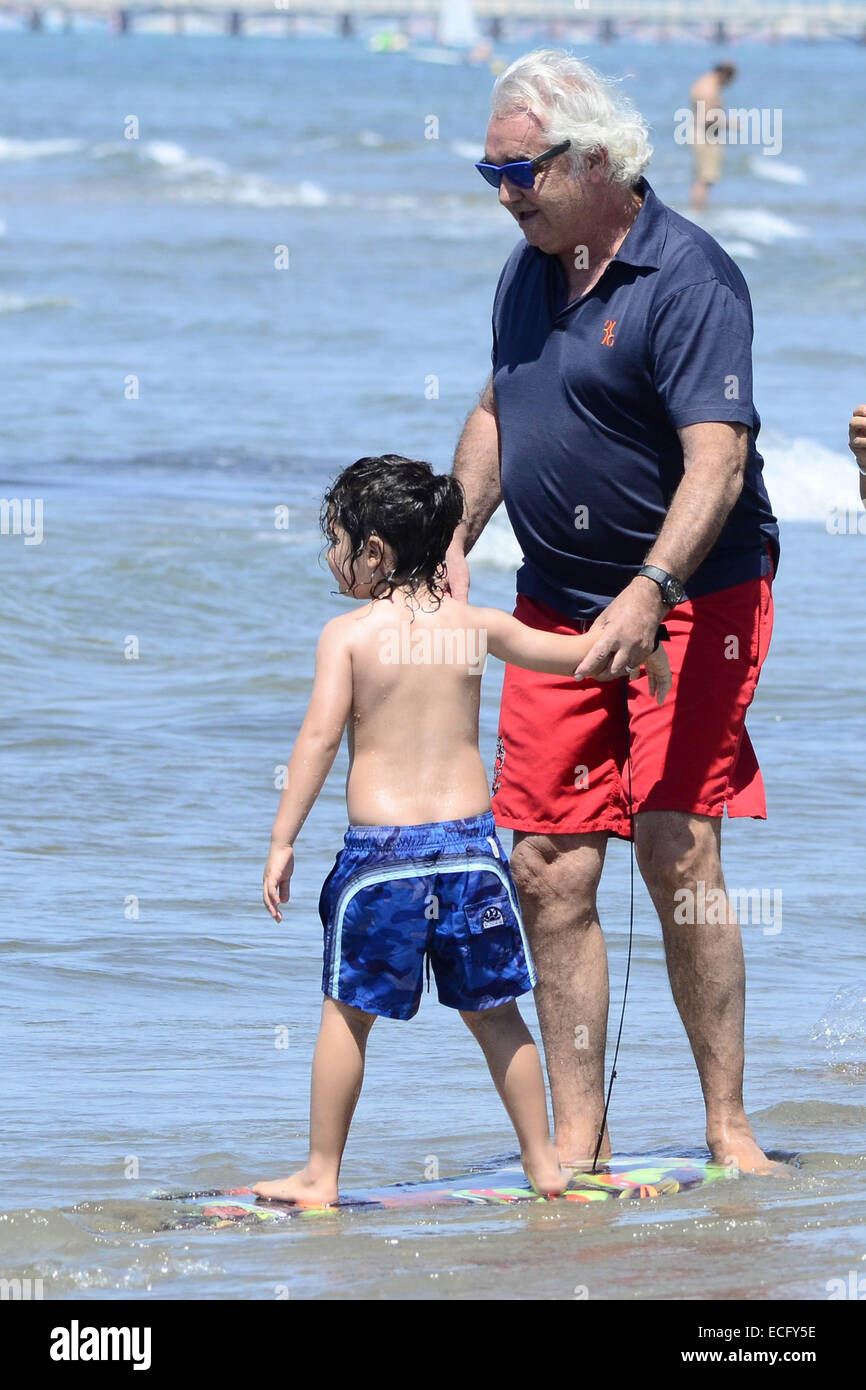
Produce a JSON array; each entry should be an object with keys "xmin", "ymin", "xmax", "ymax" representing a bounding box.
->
[{"xmin": 447, "ymin": 51, "xmax": 780, "ymax": 1173}]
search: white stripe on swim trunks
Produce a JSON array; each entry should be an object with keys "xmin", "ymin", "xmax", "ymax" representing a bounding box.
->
[{"xmin": 329, "ymin": 855, "xmax": 536, "ymax": 998}]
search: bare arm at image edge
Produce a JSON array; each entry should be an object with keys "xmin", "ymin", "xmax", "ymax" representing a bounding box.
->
[{"xmin": 849, "ymin": 404, "xmax": 866, "ymax": 509}]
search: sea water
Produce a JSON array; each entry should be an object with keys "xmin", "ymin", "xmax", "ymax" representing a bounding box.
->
[{"xmin": 1, "ymin": 30, "xmax": 865, "ymax": 1300}]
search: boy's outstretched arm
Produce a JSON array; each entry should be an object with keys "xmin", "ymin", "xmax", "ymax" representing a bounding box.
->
[
  {"xmin": 263, "ymin": 617, "xmax": 353, "ymax": 921},
  {"xmin": 478, "ymin": 607, "xmax": 671, "ymax": 704}
]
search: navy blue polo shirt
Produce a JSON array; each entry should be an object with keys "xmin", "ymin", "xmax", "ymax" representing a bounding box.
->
[{"xmin": 491, "ymin": 177, "xmax": 780, "ymax": 619}]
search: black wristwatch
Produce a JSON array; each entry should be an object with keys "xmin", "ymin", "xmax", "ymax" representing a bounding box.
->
[{"xmin": 637, "ymin": 564, "xmax": 685, "ymax": 609}]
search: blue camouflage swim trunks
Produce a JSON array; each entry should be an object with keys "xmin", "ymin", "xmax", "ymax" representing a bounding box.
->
[{"xmin": 318, "ymin": 812, "xmax": 536, "ymax": 1020}]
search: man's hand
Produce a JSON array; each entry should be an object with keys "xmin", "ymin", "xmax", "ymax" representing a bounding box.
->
[
  {"xmin": 263, "ymin": 843, "xmax": 294, "ymax": 922},
  {"xmin": 849, "ymin": 405, "xmax": 866, "ymax": 467},
  {"xmin": 573, "ymin": 578, "xmax": 666, "ymax": 681}
]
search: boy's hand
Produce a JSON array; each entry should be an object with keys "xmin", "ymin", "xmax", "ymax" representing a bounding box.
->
[
  {"xmin": 263, "ymin": 844, "xmax": 295, "ymax": 922},
  {"xmin": 643, "ymin": 646, "xmax": 672, "ymax": 704},
  {"xmin": 570, "ymin": 645, "xmax": 671, "ymax": 702}
]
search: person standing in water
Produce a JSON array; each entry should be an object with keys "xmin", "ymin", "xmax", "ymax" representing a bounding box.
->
[
  {"xmin": 689, "ymin": 60, "xmax": 737, "ymax": 210},
  {"xmin": 450, "ymin": 50, "xmax": 780, "ymax": 1175}
]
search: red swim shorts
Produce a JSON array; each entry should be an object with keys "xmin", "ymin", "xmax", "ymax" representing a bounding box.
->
[{"xmin": 491, "ymin": 558, "xmax": 774, "ymax": 840}]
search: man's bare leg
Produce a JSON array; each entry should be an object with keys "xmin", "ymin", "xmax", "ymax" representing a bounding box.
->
[
  {"xmin": 510, "ymin": 830, "xmax": 612, "ymax": 1164},
  {"xmin": 253, "ymin": 997, "xmax": 376, "ymax": 1205},
  {"xmin": 634, "ymin": 809, "xmax": 777, "ymax": 1175}
]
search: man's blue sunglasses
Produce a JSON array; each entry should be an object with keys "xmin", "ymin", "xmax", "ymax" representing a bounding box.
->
[{"xmin": 475, "ymin": 140, "xmax": 571, "ymax": 190}]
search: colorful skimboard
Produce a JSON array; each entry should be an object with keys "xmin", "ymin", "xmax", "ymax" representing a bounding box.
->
[{"xmin": 153, "ymin": 1157, "xmax": 730, "ymax": 1228}]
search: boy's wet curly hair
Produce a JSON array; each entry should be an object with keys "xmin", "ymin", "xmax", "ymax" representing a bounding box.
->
[{"xmin": 321, "ymin": 455, "xmax": 465, "ymax": 606}]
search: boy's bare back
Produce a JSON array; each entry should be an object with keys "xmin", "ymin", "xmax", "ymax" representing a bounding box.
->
[{"xmin": 328, "ymin": 592, "xmax": 494, "ymax": 827}]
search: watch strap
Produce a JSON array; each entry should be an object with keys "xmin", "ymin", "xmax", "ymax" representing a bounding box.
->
[{"xmin": 639, "ymin": 564, "xmax": 672, "ymax": 585}]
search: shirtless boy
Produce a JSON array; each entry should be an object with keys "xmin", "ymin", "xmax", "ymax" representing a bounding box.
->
[{"xmin": 256, "ymin": 454, "xmax": 670, "ymax": 1206}]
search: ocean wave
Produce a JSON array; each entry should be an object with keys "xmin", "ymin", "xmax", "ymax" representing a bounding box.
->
[
  {"xmin": 0, "ymin": 135, "xmax": 84, "ymax": 162},
  {"xmin": 759, "ymin": 432, "xmax": 862, "ymax": 521},
  {"xmin": 80, "ymin": 134, "xmax": 507, "ymax": 217},
  {"xmin": 90, "ymin": 138, "xmax": 333, "ymax": 206},
  {"xmin": 92, "ymin": 138, "xmax": 229, "ymax": 180},
  {"xmin": 451, "ymin": 140, "xmax": 481, "ymax": 161},
  {"xmin": 718, "ymin": 238, "xmax": 759, "ymax": 260},
  {"xmin": 468, "ymin": 511, "xmax": 522, "ymax": 572},
  {"xmin": 748, "ymin": 156, "xmax": 808, "ymax": 185},
  {"xmin": 0, "ymin": 293, "xmax": 79, "ymax": 314},
  {"xmin": 173, "ymin": 174, "xmax": 332, "ymax": 207},
  {"xmin": 751, "ymin": 1099, "xmax": 866, "ymax": 1127},
  {"xmin": 706, "ymin": 206, "xmax": 805, "ymax": 245}
]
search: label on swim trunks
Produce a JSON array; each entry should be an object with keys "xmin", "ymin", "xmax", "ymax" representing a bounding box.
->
[{"xmin": 481, "ymin": 906, "xmax": 506, "ymax": 929}]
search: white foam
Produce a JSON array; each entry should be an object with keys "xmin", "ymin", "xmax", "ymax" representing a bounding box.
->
[
  {"xmin": 748, "ymin": 156, "xmax": 807, "ymax": 186},
  {"xmin": 451, "ymin": 140, "xmax": 481, "ymax": 161},
  {"xmin": 176, "ymin": 175, "xmax": 331, "ymax": 208},
  {"xmin": 91, "ymin": 139, "xmax": 228, "ymax": 181},
  {"xmin": 0, "ymin": 136, "xmax": 83, "ymax": 162},
  {"xmin": 759, "ymin": 431, "xmax": 862, "ymax": 522},
  {"xmin": 0, "ymin": 293, "xmax": 78, "ymax": 314},
  {"xmin": 708, "ymin": 207, "xmax": 805, "ymax": 246},
  {"xmin": 141, "ymin": 141, "xmax": 228, "ymax": 178},
  {"xmin": 468, "ymin": 511, "xmax": 523, "ymax": 571},
  {"xmin": 717, "ymin": 238, "xmax": 759, "ymax": 260}
]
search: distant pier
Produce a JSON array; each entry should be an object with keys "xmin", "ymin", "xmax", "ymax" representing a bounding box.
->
[{"xmin": 4, "ymin": 0, "xmax": 866, "ymax": 41}]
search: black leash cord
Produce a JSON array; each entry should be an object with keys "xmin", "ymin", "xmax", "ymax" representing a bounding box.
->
[{"xmin": 590, "ymin": 674, "xmax": 635, "ymax": 1174}]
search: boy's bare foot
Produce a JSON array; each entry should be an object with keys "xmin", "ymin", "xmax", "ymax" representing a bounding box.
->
[
  {"xmin": 707, "ymin": 1124, "xmax": 785, "ymax": 1176},
  {"xmin": 523, "ymin": 1146, "xmax": 570, "ymax": 1198},
  {"xmin": 251, "ymin": 1169, "xmax": 338, "ymax": 1207}
]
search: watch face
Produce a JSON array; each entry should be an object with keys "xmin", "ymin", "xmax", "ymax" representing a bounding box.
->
[{"xmin": 663, "ymin": 577, "xmax": 684, "ymax": 605}]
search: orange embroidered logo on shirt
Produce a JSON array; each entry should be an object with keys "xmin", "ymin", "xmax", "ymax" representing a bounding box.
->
[{"xmin": 601, "ymin": 319, "xmax": 617, "ymax": 346}]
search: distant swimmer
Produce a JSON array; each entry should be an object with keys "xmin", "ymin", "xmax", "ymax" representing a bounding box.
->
[
  {"xmin": 689, "ymin": 60, "xmax": 737, "ymax": 210},
  {"xmin": 848, "ymin": 404, "xmax": 866, "ymax": 508}
]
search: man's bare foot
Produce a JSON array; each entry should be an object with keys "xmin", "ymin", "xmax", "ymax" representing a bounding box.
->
[
  {"xmin": 251, "ymin": 1168, "xmax": 337, "ymax": 1206},
  {"xmin": 523, "ymin": 1145, "xmax": 569, "ymax": 1197},
  {"xmin": 707, "ymin": 1124, "xmax": 784, "ymax": 1176}
]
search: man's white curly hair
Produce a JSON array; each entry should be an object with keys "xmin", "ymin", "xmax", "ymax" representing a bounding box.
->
[{"xmin": 490, "ymin": 49, "xmax": 652, "ymax": 187}]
